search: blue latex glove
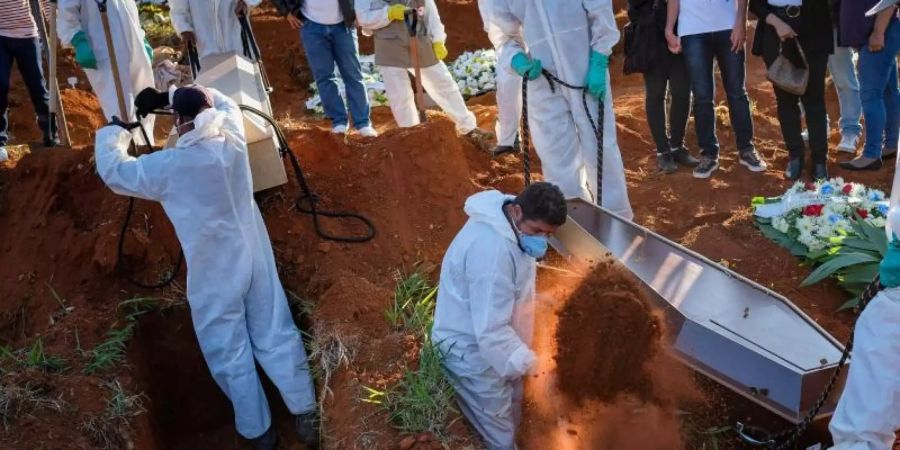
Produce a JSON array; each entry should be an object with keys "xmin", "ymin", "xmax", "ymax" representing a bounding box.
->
[
  {"xmin": 585, "ymin": 50, "xmax": 609, "ymax": 100},
  {"xmin": 879, "ymin": 234, "xmax": 900, "ymax": 288},
  {"xmin": 511, "ymin": 52, "xmax": 542, "ymax": 81},
  {"xmin": 144, "ymin": 39, "xmax": 154, "ymax": 63},
  {"xmin": 71, "ymin": 30, "xmax": 97, "ymax": 70}
]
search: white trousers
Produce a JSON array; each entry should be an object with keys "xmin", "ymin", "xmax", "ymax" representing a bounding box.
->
[
  {"xmin": 494, "ymin": 57, "xmax": 522, "ymax": 147},
  {"xmin": 526, "ymin": 70, "xmax": 633, "ymax": 219},
  {"xmin": 829, "ymin": 288, "xmax": 900, "ymax": 450},
  {"xmin": 85, "ymin": 59, "xmax": 156, "ymax": 145},
  {"xmin": 380, "ymin": 62, "xmax": 477, "ymax": 135},
  {"xmin": 445, "ymin": 357, "xmax": 523, "ymax": 450}
]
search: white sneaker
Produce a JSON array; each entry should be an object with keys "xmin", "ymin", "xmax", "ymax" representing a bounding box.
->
[
  {"xmin": 801, "ymin": 129, "xmax": 809, "ymax": 142},
  {"xmin": 331, "ymin": 125, "xmax": 348, "ymax": 134},
  {"xmin": 0, "ymin": 146, "xmax": 8, "ymax": 163},
  {"xmin": 836, "ymin": 134, "xmax": 859, "ymax": 153},
  {"xmin": 357, "ymin": 126, "xmax": 378, "ymax": 137}
]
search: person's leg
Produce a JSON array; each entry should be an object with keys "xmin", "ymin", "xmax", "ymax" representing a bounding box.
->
[
  {"xmin": 760, "ymin": 28, "xmax": 804, "ymax": 175},
  {"xmin": 880, "ymin": 61, "xmax": 900, "ymax": 154},
  {"xmin": 857, "ymin": 31, "xmax": 897, "ymax": 160},
  {"xmin": 418, "ymin": 62, "xmax": 477, "ymax": 134},
  {"xmin": 444, "ymin": 360, "xmax": 517, "ymax": 450},
  {"xmin": 11, "ymin": 37, "xmax": 54, "ymax": 143},
  {"xmin": 331, "ymin": 25, "xmax": 371, "ymax": 129},
  {"xmin": 527, "ymin": 78, "xmax": 586, "ymax": 200},
  {"xmin": 301, "ymin": 21, "xmax": 348, "ymax": 128},
  {"xmin": 245, "ymin": 213, "xmax": 317, "ymax": 417},
  {"xmin": 667, "ymin": 51, "xmax": 692, "ymax": 151},
  {"xmin": 379, "ymin": 65, "xmax": 420, "ymax": 127},
  {"xmin": 712, "ymin": 30, "xmax": 756, "ymax": 155},
  {"xmin": 801, "ymin": 48, "xmax": 830, "ymax": 178},
  {"xmin": 643, "ymin": 65, "xmax": 670, "ymax": 154},
  {"xmin": 828, "ymin": 29, "xmax": 863, "ymax": 141},
  {"xmin": 493, "ymin": 53, "xmax": 522, "ymax": 147},
  {"xmin": 681, "ymin": 33, "xmax": 719, "ymax": 159},
  {"xmin": 0, "ymin": 36, "xmax": 14, "ymax": 147},
  {"xmin": 828, "ymin": 291, "xmax": 900, "ymax": 450}
]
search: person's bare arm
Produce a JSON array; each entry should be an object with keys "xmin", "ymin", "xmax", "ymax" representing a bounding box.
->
[
  {"xmin": 665, "ymin": 0, "xmax": 681, "ymax": 53},
  {"xmin": 731, "ymin": 0, "xmax": 748, "ymax": 52},
  {"xmin": 869, "ymin": 7, "xmax": 896, "ymax": 52}
]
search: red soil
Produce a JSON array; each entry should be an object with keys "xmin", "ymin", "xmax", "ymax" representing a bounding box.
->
[{"xmin": 1, "ymin": 1, "xmax": 898, "ymax": 449}]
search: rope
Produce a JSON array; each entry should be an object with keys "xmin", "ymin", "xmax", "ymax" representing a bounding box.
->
[
  {"xmin": 519, "ymin": 69, "xmax": 604, "ymax": 205},
  {"xmin": 735, "ymin": 275, "xmax": 882, "ymax": 448}
]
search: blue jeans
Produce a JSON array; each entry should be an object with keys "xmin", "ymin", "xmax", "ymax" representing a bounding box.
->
[
  {"xmin": 0, "ymin": 36, "xmax": 50, "ymax": 146},
  {"xmin": 858, "ymin": 19, "xmax": 900, "ymax": 158},
  {"xmin": 828, "ymin": 29, "xmax": 862, "ymax": 138},
  {"xmin": 681, "ymin": 30, "xmax": 755, "ymax": 158},
  {"xmin": 300, "ymin": 20, "xmax": 371, "ymax": 129}
]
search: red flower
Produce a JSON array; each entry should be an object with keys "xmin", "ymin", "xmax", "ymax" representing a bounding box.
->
[
  {"xmin": 857, "ymin": 208, "xmax": 869, "ymax": 218},
  {"xmin": 803, "ymin": 204, "xmax": 825, "ymax": 216},
  {"xmin": 805, "ymin": 182, "xmax": 817, "ymax": 191},
  {"xmin": 842, "ymin": 183, "xmax": 853, "ymax": 194}
]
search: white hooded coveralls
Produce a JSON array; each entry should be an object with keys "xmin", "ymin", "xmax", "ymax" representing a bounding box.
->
[
  {"xmin": 432, "ymin": 190, "xmax": 537, "ymax": 450},
  {"xmin": 169, "ymin": 0, "xmax": 261, "ymax": 63},
  {"xmin": 57, "ymin": 0, "xmax": 155, "ymax": 137},
  {"xmin": 93, "ymin": 89, "xmax": 316, "ymax": 439},
  {"xmin": 355, "ymin": 0, "xmax": 477, "ymax": 134},
  {"xmin": 489, "ymin": 0, "xmax": 633, "ymax": 219},
  {"xmin": 477, "ymin": 0, "xmax": 522, "ymax": 148}
]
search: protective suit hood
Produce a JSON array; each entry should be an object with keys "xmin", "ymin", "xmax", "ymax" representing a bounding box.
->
[
  {"xmin": 176, "ymin": 107, "xmax": 237, "ymax": 148},
  {"xmin": 463, "ymin": 190, "xmax": 517, "ymax": 245}
]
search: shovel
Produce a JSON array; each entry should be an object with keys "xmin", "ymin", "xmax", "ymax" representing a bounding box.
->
[
  {"xmin": 29, "ymin": 0, "xmax": 71, "ymax": 146},
  {"xmin": 96, "ymin": 0, "xmax": 128, "ymax": 120},
  {"xmin": 403, "ymin": 2, "xmax": 426, "ymax": 123}
]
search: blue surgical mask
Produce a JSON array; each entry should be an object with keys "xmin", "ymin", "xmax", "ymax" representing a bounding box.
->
[{"xmin": 519, "ymin": 233, "xmax": 548, "ymax": 259}]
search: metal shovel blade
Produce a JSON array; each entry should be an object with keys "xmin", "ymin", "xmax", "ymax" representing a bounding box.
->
[{"xmin": 550, "ymin": 199, "xmax": 846, "ymax": 424}]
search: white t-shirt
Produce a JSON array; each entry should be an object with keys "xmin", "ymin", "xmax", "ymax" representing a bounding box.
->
[
  {"xmin": 677, "ymin": 0, "xmax": 739, "ymax": 37},
  {"xmin": 302, "ymin": 0, "xmax": 344, "ymax": 25}
]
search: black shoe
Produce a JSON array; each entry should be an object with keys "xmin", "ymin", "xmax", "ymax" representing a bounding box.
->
[
  {"xmin": 693, "ymin": 156, "xmax": 719, "ymax": 179},
  {"xmin": 491, "ymin": 144, "xmax": 518, "ymax": 158},
  {"xmin": 839, "ymin": 156, "xmax": 883, "ymax": 171},
  {"xmin": 784, "ymin": 157, "xmax": 803, "ymax": 181},
  {"xmin": 657, "ymin": 152, "xmax": 677, "ymax": 173},
  {"xmin": 295, "ymin": 412, "xmax": 320, "ymax": 449},
  {"xmin": 38, "ymin": 114, "xmax": 59, "ymax": 147},
  {"xmin": 739, "ymin": 149, "xmax": 768, "ymax": 172},
  {"xmin": 812, "ymin": 162, "xmax": 828, "ymax": 180},
  {"xmin": 671, "ymin": 147, "xmax": 700, "ymax": 167},
  {"xmin": 883, "ymin": 147, "xmax": 897, "ymax": 159},
  {"xmin": 248, "ymin": 426, "xmax": 279, "ymax": 450}
]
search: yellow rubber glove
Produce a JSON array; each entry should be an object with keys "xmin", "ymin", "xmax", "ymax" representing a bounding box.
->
[
  {"xmin": 433, "ymin": 41, "xmax": 448, "ymax": 60},
  {"xmin": 387, "ymin": 4, "xmax": 408, "ymax": 22}
]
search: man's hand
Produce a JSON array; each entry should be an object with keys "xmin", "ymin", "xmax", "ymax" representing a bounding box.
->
[
  {"xmin": 286, "ymin": 13, "xmax": 302, "ymax": 29},
  {"xmin": 234, "ymin": 0, "xmax": 248, "ymax": 16},
  {"xmin": 767, "ymin": 15, "xmax": 797, "ymax": 41},
  {"xmin": 730, "ymin": 22, "xmax": 746, "ymax": 53},
  {"xmin": 870, "ymin": 30, "xmax": 886, "ymax": 52},
  {"xmin": 109, "ymin": 116, "xmax": 141, "ymax": 131},
  {"xmin": 665, "ymin": 28, "xmax": 681, "ymax": 54}
]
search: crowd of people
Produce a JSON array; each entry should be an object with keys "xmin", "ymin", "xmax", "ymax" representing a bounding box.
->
[{"xmin": 0, "ymin": 0, "xmax": 898, "ymax": 449}]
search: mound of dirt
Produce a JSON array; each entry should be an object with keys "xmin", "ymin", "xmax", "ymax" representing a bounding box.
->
[{"xmin": 554, "ymin": 262, "xmax": 662, "ymax": 404}]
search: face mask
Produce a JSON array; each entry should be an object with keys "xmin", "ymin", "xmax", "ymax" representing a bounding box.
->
[{"xmin": 519, "ymin": 233, "xmax": 548, "ymax": 259}]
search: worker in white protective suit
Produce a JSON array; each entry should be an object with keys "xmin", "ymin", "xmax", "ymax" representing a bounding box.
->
[
  {"xmin": 489, "ymin": 0, "xmax": 633, "ymax": 219},
  {"xmin": 477, "ymin": 0, "xmax": 522, "ymax": 157},
  {"xmin": 57, "ymin": 0, "xmax": 155, "ymax": 143},
  {"xmin": 95, "ymin": 85, "xmax": 319, "ymax": 450},
  {"xmin": 829, "ymin": 177, "xmax": 900, "ymax": 450},
  {"xmin": 169, "ymin": 0, "xmax": 257, "ymax": 64},
  {"xmin": 432, "ymin": 182, "xmax": 567, "ymax": 450},
  {"xmin": 355, "ymin": 0, "xmax": 493, "ymax": 148}
]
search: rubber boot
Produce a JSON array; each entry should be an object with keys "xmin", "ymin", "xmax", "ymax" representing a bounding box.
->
[
  {"xmin": 656, "ymin": 151, "xmax": 677, "ymax": 173},
  {"xmin": 37, "ymin": 114, "xmax": 59, "ymax": 147},
  {"xmin": 295, "ymin": 412, "xmax": 320, "ymax": 449}
]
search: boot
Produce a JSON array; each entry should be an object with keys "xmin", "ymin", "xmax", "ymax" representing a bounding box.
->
[
  {"xmin": 812, "ymin": 162, "xmax": 828, "ymax": 180},
  {"xmin": 839, "ymin": 155, "xmax": 882, "ymax": 171},
  {"xmin": 491, "ymin": 144, "xmax": 519, "ymax": 158},
  {"xmin": 784, "ymin": 156, "xmax": 803, "ymax": 181},
  {"xmin": 656, "ymin": 151, "xmax": 677, "ymax": 173},
  {"xmin": 465, "ymin": 128, "xmax": 495, "ymax": 154},
  {"xmin": 671, "ymin": 146, "xmax": 699, "ymax": 167},
  {"xmin": 38, "ymin": 113, "xmax": 59, "ymax": 147},
  {"xmin": 248, "ymin": 426, "xmax": 279, "ymax": 450},
  {"xmin": 295, "ymin": 412, "xmax": 320, "ymax": 449}
]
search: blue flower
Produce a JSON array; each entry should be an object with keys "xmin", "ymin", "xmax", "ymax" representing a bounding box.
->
[
  {"xmin": 821, "ymin": 184, "xmax": 834, "ymax": 195},
  {"xmin": 869, "ymin": 190, "xmax": 885, "ymax": 201},
  {"xmin": 828, "ymin": 214, "xmax": 841, "ymax": 224},
  {"xmin": 877, "ymin": 203, "xmax": 890, "ymax": 215}
]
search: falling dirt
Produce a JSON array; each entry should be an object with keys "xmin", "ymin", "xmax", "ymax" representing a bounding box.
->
[{"xmin": 2, "ymin": 0, "xmax": 899, "ymax": 449}]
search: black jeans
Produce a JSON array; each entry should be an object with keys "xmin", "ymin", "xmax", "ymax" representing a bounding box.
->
[
  {"xmin": 642, "ymin": 49, "xmax": 691, "ymax": 154},
  {"xmin": 760, "ymin": 17, "xmax": 829, "ymax": 163},
  {"xmin": 682, "ymin": 30, "xmax": 756, "ymax": 158},
  {"xmin": 0, "ymin": 35, "xmax": 50, "ymax": 146}
]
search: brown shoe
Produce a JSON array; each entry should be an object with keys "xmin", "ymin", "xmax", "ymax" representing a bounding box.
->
[{"xmin": 465, "ymin": 128, "xmax": 495, "ymax": 153}]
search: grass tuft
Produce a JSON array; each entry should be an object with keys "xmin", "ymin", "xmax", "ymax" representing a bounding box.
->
[
  {"xmin": 0, "ymin": 383, "xmax": 68, "ymax": 429},
  {"xmin": 83, "ymin": 323, "xmax": 135, "ymax": 375},
  {"xmin": 385, "ymin": 270, "xmax": 438, "ymax": 336},
  {"xmin": 81, "ymin": 381, "xmax": 146, "ymax": 450}
]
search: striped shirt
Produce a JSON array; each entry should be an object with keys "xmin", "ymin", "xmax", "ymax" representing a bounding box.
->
[{"xmin": 0, "ymin": 0, "xmax": 50, "ymax": 39}]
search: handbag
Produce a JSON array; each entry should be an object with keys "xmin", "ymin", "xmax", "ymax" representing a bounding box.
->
[
  {"xmin": 767, "ymin": 41, "xmax": 809, "ymax": 96},
  {"xmin": 623, "ymin": 0, "xmax": 665, "ymax": 75}
]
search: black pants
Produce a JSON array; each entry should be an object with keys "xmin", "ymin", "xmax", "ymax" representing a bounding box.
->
[
  {"xmin": 0, "ymin": 35, "xmax": 51, "ymax": 146},
  {"xmin": 642, "ymin": 49, "xmax": 691, "ymax": 154},
  {"xmin": 761, "ymin": 19, "xmax": 829, "ymax": 163}
]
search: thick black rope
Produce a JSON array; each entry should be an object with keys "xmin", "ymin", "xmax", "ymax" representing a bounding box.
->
[
  {"xmin": 520, "ymin": 69, "xmax": 604, "ymax": 206},
  {"xmin": 735, "ymin": 276, "xmax": 882, "ymax": 448},
  {"xmin": 239, "ymin": 105, "xmax": 376, "ymax": 243},
  {"xmin": 115, "ymin": 124, "xmax": 184, "ymax": 289}
]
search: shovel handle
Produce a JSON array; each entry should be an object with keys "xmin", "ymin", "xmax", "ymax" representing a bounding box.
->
[{"xmin": 96, "ymin": 0, "xmax": 127, "ymax": 119}]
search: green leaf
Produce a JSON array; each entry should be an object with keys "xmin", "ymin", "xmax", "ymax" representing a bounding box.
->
[
  {"xmin": 801, "ymin": 252, "xmax": 881, "ymax": 287},
  {"xmin": 757, "ymin": 223, "xmax": 808, "ymax": 257},
  {"xmin": 838, "ymin": 263, "xmax": 880, "ymax": 285},
  {"xmin": 837, "ymin": 297, "xmax": 859, "ymax": 311},
  {"xmin": 838, "ymin": 237, "xmax": 883, "ymax": 254}
]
